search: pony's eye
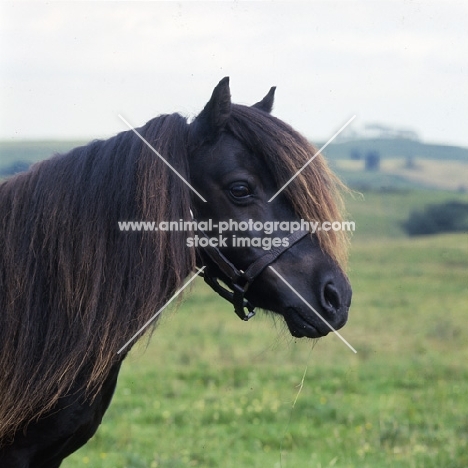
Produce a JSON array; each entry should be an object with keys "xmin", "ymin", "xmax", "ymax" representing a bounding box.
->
[{"xmin": 229, "ymin": 183, "xmax": 252, "ymax": 199}]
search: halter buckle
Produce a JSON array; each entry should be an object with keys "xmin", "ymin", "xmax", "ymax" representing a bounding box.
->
[
  {"xmin": 231, "ymin": 282, "xmax": 256, "ymax": 321},
  {"xmin": 201, "ymin": 270, "xmax": 256, "ymax": 321}
]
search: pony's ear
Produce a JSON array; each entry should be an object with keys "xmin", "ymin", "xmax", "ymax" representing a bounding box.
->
[
  {"xmin": 191, "ymin": 77, "xmax": 231, "ymax": 144},
  {"xmin": 252, "ymin": 86, "xmax": 276, "ymax": 113}
]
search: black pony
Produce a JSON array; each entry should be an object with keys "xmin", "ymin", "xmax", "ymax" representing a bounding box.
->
[{"xmin": 0, "ymin": 78, "xmax": 352, "ymax": 467}]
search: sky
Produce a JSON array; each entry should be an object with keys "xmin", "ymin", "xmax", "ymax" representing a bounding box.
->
[{"xmin": 1, "ymin": 1, "xmax": 467, "ymax": 147}]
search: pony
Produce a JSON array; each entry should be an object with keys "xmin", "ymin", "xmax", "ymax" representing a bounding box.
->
[{"xmin": 0, "ymin": 77, "xmax": 352, "ymax": 467}]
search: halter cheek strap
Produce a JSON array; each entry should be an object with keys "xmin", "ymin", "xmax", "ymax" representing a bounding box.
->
[{"xmin": 197, "ymin": 228, "xmax": 309, "ymax": 321}]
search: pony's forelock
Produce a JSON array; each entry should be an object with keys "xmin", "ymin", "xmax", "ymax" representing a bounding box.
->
[{"xmin": 227, "ymin": 104, "xmax": 350, "ymax": 269}]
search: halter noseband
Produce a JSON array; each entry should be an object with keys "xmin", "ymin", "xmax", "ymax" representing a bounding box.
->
[{"xmin": 196, "ymin": 227, "xmax": 309, "ymax": 321}]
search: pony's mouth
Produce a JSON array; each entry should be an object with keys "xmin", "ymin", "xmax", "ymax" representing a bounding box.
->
[{"xmin": 283, "ymin": 307, "xmax": 331, "ymax": 338}]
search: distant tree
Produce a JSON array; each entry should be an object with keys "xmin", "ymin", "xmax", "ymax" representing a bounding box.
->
[
  {"xmin": 404, "ymin": 155, "xmax": 417, "ymax": 169},
  {"xmin": 0, "ymin": 161, "xmax": 30, "ymax": 177},
  {"xmin": 402, "ymin": 201, "xmax": 468, "ymax": 236},
  {"xmin": 365, "ymin": 151, "xmax": 380, "ymax": 171}
]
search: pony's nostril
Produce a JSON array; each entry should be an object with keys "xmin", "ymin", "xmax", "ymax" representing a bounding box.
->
[{"xmin": 323, "ymin": 282, "xmax": 341, "ymax": 312}]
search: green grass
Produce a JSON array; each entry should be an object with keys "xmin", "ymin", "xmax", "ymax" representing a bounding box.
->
[
  {"xmin": 344, "ymin": 189, "xmax": 468, "ymax": 241},
  {"xmin": 63, "ymin": 228, "xmax": 468, "ymax": 467},
  {"xmin": 2, "ymin": 142, "xmax": 467, "ymax": 466}
]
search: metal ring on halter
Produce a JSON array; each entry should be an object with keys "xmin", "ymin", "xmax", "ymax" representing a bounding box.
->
[{"xmin": 192, "ymin": 216, "xmax": 309, "ymax": 321}]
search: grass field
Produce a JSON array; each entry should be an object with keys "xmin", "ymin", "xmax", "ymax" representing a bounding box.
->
[
  {"xmin": 59, "ymin": 189, "xmax": 468, "ymax": 468},
  {"xmin": 2, "ymin": 141, "xmax": 467, "ymax": 466},
  {"xmin": 335, "ymin": 158, "xmax": 468, "ymax": 191}
]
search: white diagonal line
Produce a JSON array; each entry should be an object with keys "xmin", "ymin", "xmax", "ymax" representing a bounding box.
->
[
  {"xmin": 117, "ymin": 267, "xmax": 206, "ymax": 355},
  {"xmin": 118, "ymin": 114, "xmax": 207, "ymax": 203},
  {"xmin": 269, "ymin": 266, "xmax": 357, "ymax": 353},
  {"xmin": 268, "ymin": 115, "xmax": 356, "ymax": 202}
]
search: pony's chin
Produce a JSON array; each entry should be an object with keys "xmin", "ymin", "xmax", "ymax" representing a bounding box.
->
[{"xmin": 283, "ymin": 307, "xmax": 330, "ymax": 339}]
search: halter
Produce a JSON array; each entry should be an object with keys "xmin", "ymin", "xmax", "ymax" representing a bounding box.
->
[{"xmin": 196, "ymin": 226, "xmax": 309, "ymax": 321}]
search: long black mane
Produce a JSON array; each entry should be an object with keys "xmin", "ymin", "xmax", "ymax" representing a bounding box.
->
[{"xmin": 0, "ymin": 114, "xmax": 195, "ymax": 444}]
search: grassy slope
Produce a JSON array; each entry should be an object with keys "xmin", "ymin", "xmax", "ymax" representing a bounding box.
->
[
  {"xmin": 62, "ymin": 189, "xmax": 468, "ymax": 468},
  {"xmin": 322, "ymin": 137, "xmax": 468, "ymax": 162},
  {"xmin": 2, "ymin": 141, "xmax": 466, "ymax": 466},
  {"xmin": 0, "ymin": 140, "xmax": 85, "ymax": 168}
]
